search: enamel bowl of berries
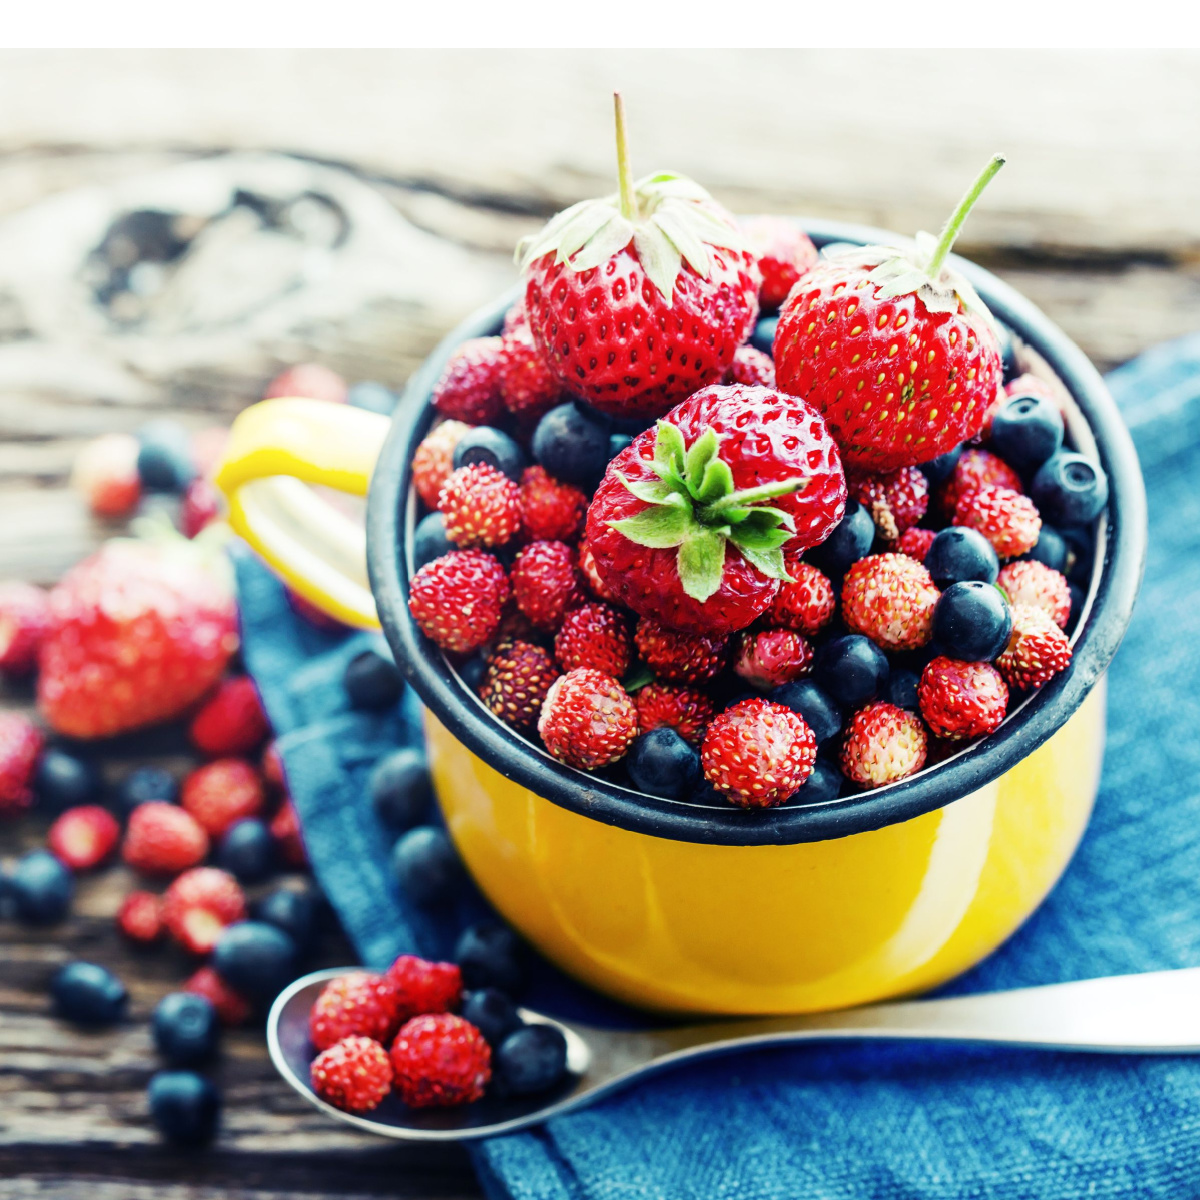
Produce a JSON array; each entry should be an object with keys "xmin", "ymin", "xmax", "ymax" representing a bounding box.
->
[{"xmin": 216, "ymin": 98, "xmax": 1146, "ymax": 1016}]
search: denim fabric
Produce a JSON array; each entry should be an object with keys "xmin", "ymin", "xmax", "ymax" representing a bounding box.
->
[{"xmin": 236, "ymin": 334, "xmax": 1200, "ymax": 1199}]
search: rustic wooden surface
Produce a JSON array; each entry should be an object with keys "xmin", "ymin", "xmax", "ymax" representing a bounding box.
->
[{"xmin": 0, "ymin": 48, "xmax": 1198, "ymax": 1200}]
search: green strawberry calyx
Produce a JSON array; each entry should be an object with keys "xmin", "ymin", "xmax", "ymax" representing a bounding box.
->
[
  {"xmin": 514, "ymin": 93, "xmax": 745, "ymax": 303},
  {"xmin": 607, "ymin": 421, "xmax": 807, "ymax": 604}
]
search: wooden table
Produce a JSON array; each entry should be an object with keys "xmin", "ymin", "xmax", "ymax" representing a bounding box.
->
[{"xmin": 1, "ymin": 49, "xmax": 1197, "ymax": 1200}]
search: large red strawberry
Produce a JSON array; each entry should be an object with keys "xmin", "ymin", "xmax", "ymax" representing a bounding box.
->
[
  {"xmin": 774, "ymin": 157, "xmax": 1007, "ymax": 471},
  {"xmin": 585, "ymin": 384, "xmax": 846, "ymax": 635},
  {"xmin": 519, "ymin": 95, "xmax": 760, "ymax": 420}
]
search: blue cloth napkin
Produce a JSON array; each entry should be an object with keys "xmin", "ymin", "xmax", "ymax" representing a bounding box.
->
[{"xmin": 237, "ymin": 333, "xmax": 1200, "ymax": 1199}]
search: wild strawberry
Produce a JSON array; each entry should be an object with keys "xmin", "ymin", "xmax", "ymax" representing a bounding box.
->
[
  {"xmin": 189, "ymin": 677, "xmax": 270, "ymax": 758},
  {"xmin": 385, "ymin": 955, "xmax": 463, "ymax": 1019},
  {"xmin": 269, "ymin": 798, "xmax": 308, "ymax": 867},
  {"xmin": 850, "ymin": 467, "xmax": 929, "ymax": 541},
  {"xmin": 390, "ymin": 1013, "xmax": 491, "ymax": 1108},
  {"xmin": 996, "ymin": 604, "xmax": 1073, "ymax": 691},
  {"xmin": 578, "ymin": 538, "xmax": 619, "ymax": 603},
  {"xmin": 162, "ymin": 867, "xmax": 247, "ymax": 955},
  {"xmin": 264, "ymin": 363, "xmax": 347, "ymax": 404},
  {"xmin": 510, "ymin": 541, "xmax": 583, "ymax": 632},
  {"xmin": 71, "ymin": 433, "xmax": 142, "ymax": 518},
  {"xmin": 537, "ymin": 668, "xmax": 639, "ymax": 769},
  {"xmin": 701, "ymin": 698, "xmax": 816, "ymax": 808},
  {"xmin": 38, "ymin": 535, "xmax": 238, "ymax": 739},
  {"xmin": 181, "ymin": 759, "xmax": 265, "ymax": 837},
  {"xmin": 0, "ymin": 582, "xmax": 51, "ymax": 675},
  {"xmin": 499, "ymin": 326, "xmax": 561, "ymax": 424},
  {"xmin": 997, "ymin": 560, "xmax": 1071, "ymax": 629},
  {"xmin": 438, "ymin": 463, "xmax": 522, "ymax": 549},
  {"xmin": 725, "ymin": 345, "xmax": 776, "ymax": 387},
  {"xmin": 412, "ymin": 420, "xmax": 471, "ymax": 509},
  {"xmin": 48, "ymin": 805, "xmax": 120, "ymax": 870},
  {"xmin": 775, "ymin": 157, "xmax": 1006, "ymax": 471},
  {"xmin": 408, "ymin": 550, "xmax": 510, "ymax": 654},
  {"xmin": 733, "ymin": 628, "xmax": 813, "ymax": 690},
  {"xmin": 554, "ymin": 603, "xmax": 632, "ymax": 677},
  {"xmin": 430, "ymin": 337, "xmax": 506, "ymax": 425},
  {"xmin": 116, "ymin": 890, "xmax": 163, "ymax": 943},
  {"xmin": 310, "ymin": 971, "xmax": 403, "ymax": 1051},
  {"xmin": 312, "ymin": 1035, "xmax": 394, "ymax": 1112},
  {"xmin": 895, "ymin": 527, "xmax": 936, "ymax": 563},
  {"xmin": 634, "ymin": 683, "xmax": 715, "ymax": 745},
  {"xmin": 520, "ymin": 96, "xmax": 759, "ymax": 420},
  {"xmin": 766, "ymin": 562, "xmax": 836, "ymax": 636},
  {"xmin": 492, "ymin": 600, "xmax": 543, "ymax": 648},
  {"xmin": 841, "ymin": 553, "xmax": 939, "ymax": 652},
  {"xmin": 633, "ymin": 618, "xmax": 728, "ymax": 684},
  {"xmin": 181, "ymin": 477, "xmax": 222, "ymax": 538},
  {"xmin": 123, "ymin": 801, "xmax": 209, "ymax": 875},
  {"xmin": 479, "ymin": 640, "xmax": 560, "ymax": 733},
  {"xmin": 0, "ymin": 712, "xmax": 43, "ymax": 816},
  {"xmin": 585, "ymin": 384, "xmax": 846, "ymax": 635},
  {"xmin": 184, "ymin": 965, "xmax": 251, "ymax": 1026},
  {"xmin": 937, "ymin": 448, "xmax": 1022, "ymax": 516},
  {"xmin": 918, "ymin": 656, "xmax": 1009, "ymax": 741},
  {"xmin": 953, "ymin": 484, "xmax": 1041, "ymax": 558},
  {"xmin": 518, "ymin": 466, "xmax": 587, "ymax": 544},
  {"xmin": 840, "ymin": 702, "xmax": 928, "ymax": 788},
  {"xmin": 741, "ymin": 215, "xmax": 819, "ymax": 311}
]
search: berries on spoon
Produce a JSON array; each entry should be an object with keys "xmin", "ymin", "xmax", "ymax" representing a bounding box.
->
[
  {"xmin": 312, "ymin": 1035, "xmax": 394, "ymax": 1113},
  {"xmin": 390, "ymin": 1013, "xmax": 491, "ymax": 1108},
  {"xmin": 310, "ymin": 971, "xmax": 403, "ymax": 1051}
]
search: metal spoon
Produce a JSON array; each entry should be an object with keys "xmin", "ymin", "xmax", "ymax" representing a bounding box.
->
[{"xmin": 268, "ymin": 966, "xmax": 1200, "ymax": 1143}]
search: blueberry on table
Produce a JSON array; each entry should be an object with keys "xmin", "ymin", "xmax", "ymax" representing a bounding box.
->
[
  {"xmin": 769, "ymin": 680, "xmax": 843, "ymax": 745},
  {"xmin": 806, "ymin": 499, "xmax": 875, "ymax": 578},
  {"xmin": 883, "ymin": 668, "xmax": 921, "ymax": 711},
  {"xmin": 455, "ymin": 922, "xmax": 527, "ymax": 994},
  {"xmin": 391, "ymin": 826, "xmax": 464, "ymax": 907},
  {"xmin": 494, "ymin": 1023, "xmax": 569, "ymax": 1095},
  {"xmin": 10, "ymin": 849, "xmax": 73, "ymax": 924},
  {"xmin": 136, "ymin": 419, "xmax": 196, "ymax": 493},
  {"xmin": 343, "ymin": 649, "xmax": 403, "ymax": 710},
  {"xmin": 370, "ymin": 747, "xmax": 433, "ymax": 830},
  {"xmin": 153, "ymin": 992, "xmax": 219, "ymax": 1066},
  {"xmin": 216, "ymin": 818, "xmax": 277, "ymax": 883},
  {"xmin": 212, "ymin": 921, "xmax": 298, "ymax": 1002},
  {"xmin": 461, "ymin": 987, "xmax": 523, "ymax": 1047},
  {"xmin": 114, "ymin": 765, "xmax": 179, "ymax": 816},
  {"xmin": 148, "ymin": 1070, "xmax": 220, "ymax": 1146},
  {"xmin": 789, "ymin": 757, "xmax": 843, "ymax": 806},
  {"xmin": 51, "ymin": 961, "xmax": 128, "ymax": 1026},
  {"xmin": 254, "ymin": 886, "xmax": 318, "ymax": 950},
  {"xmin": 924, "ymin": 527, "xmax": 999, "ymax": 588},
  {"xmin": 531, "ymin": 402, "xmax": 610, "ymax": 487},
  {"xmin": 1030, "ymin": 452, "xmax": 1109, "ymax": 527},
  {"xmin": 1021, "ymin": 525, "xmax": 1068, "ymax": 573},
  {"xmin": 989, "ymin": 394, "xmax": 1064, "ymax": 474},
  {"xmin": 413, "ymin": 512, "xmax": 454, "ymax": 570},
  {"xmin": 452, "ymin": 426, "xmax": 527, "ymax": 481},
  {"xmin": 346, "ymin": 381, "xmax": 397, "ymax": 415},
  {"xmin": 814, "ymin": 635, "xmax": 889, "ymax": 709},
  {"xmin": 750, "ymin": 314, "xmax": 779, "ymax": 357},
  {"xmin": 626, "ymin": 728, "xmax": 701, "ymax": 800},
  {"xmin": 34, "ymin": 748, "xmax": 104, "ymax": 813}
]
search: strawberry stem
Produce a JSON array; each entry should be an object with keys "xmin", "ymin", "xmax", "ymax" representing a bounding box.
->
[
  {"xmin": 925, "ymin": 154, "xmax": 1006, "ymax": 279},
  {"xmin": 613, "ymin": 93, "xmax": 636, "ymax": 222}
]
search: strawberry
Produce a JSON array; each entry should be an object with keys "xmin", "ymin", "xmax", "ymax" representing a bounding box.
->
[
  {"xmin": 310, "ymin": 971, "xmax": 403, "ymax": 1051},
  {"xmin": 519, "ymin": 95, "xmax": 759, "ymax": 420},
  {"xmin": 996, "ymin": 560, "xmax": 1071, "ymax": 629},
  {"xmin": 385, "ymin": 955, "xmax": 463, "ymax": 1019},
  {"xmin": 741, "ymin": 215, "xmax": 819, "ymax": 311},
  {"xmin": 38, "ymin": 534, "xmax": 238, "ymax": 739},
  {"xmin": 0, "ymin": 581, "xmax": 51, "ymax": 675},
  {"xmin": 510, "ymin": 541, "xmax": 584, "ymax": 632},
  {"xmin": 725, "ymin": 345, "xmax": 776, "ymax": 387},
  {"xmin": 264, "ymin": 363, "xmax": 347, "ymax": 404},
  {"xmin": 895, "ymin": 527, "xmax": 936, "ymax": 563},
  {"xmin": 554, "ymin": 603, "xmax": 632, "ymax": 677},
  {"xmin": 700, "ymin": 697, "xmax": 816, "ymax": 808},
  {"xmin": 733, "ymin": 628, "xmax": 813, "ymax": 690},
  {"xmin": 765, "ymin": 562, "xmax": 836, "ymax": 636},
  {"xmin": 181, "ymin": 759, "xmax": 265, "ymax": 837},
  {"xmin": 937, "ymin": 448, "xmax": 1022, "ymax": 517},
  {"xmin": 953, "ymin": 484, "xmax": 1041, "ymax": 558},
  {"xmin": 537, "ymin": 668, "xmax": 639, "ymax": 769},
  {"xmin": 438, "ymin": 463, "xmax": 522, "ymax": 549},
  {"xmin": 519, "ymin": 466, "xmax": 587, "ymax": 544},
  {"xmin": 996, "ymin": 604, "xmax": 1073, "ymax": 691},
  {"xmin": 183, "ymin": 965, "xmax": 251, "ymax": 1026},
  {"xmin": 122, "ymin": 801, "xmax": 209, "ymax": 875},
  {"xmin": 840, "ymin": 702, "xmax": 928, "ymax": 788},
  {"xmin": 585, "ymin": 384, "xmax": 846, "ymax": 635},
  {"xmin": 408, "ymin": 550, "xmax": 510, "ymax": 654},
  {"xmin": 162, "ymin": 867, "xmax": 247, "ymax": 955},
  {"xmin": 312, "ymin": 1035, "xmax": 394, "ymax": 1112},
  {"xmin": 430, "ymin": 337, "xmax": 506, "ymax": 425},
  {"xmin": 0, "ymin": 712, "xmax": 43, "ymax": 816},
  {"xmin": 479, "ymin": 639, "xmax": 560, "ymax": 732},
  {"xmin": 181, "ymin": 477, "xmax": 222, "ymax": 538},
  {"xmin": 918, "ymin": 656, "xmax": 1009, "ymax": 741},
  {"xmin": 413, "ymin": 420, "xmax": 471, "ymax": 509},
  {"xmin": 850, "ymin": 467, "xmax": 929, "ymax": 541},
  {"xmin": 189, "ymin": 677, "xmax": 270, "ymax": 758},
  {"xmin": 390, "ymin": 1013, "xmax": 491, "ymax": 1108},
  {"xmin": 48, "ymin": 805, "xmax": 120, "ymax": 870},
  {"xmin": 633, "ymin": 618, "xmax": 728, "ymax": 684},
  {"xmin": 775, "ymin": 157, "xmax": 1006, "ymax": 471},
  {"xmin": 70, "ymin": 433, "xmax": 141, "ymax": 518},
  {"xmin": 578, "ymin": 538, "xmax": 619, "ymax": 603},
  {"xmin": 841, "ymin": 553, "xmax": 939, "ymax": 652},
  {"xmin": 116, "ymin": 891, "xmax": 163, "ymax": 944},
  {"xmin": 634, "ymin": 683, "xmax": 715, "ymax": 746},
  {"xmin": 503, "ymin": 300, "xmax": 528, "ymax": 336},
  {"xmin": 269, "ymin": 798, "xmax": 308, "ymax": 867},
  {"xmin": 498, "ymin": 326, "xmax": 561, "ymax": 424}
]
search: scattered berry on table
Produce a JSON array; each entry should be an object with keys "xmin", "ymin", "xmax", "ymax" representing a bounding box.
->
[
  {"xmin": 370, "ymin": 748, "xmax": 433, "ymax": 830},
  {"xmin": 479, "ymin": 640, "xmax": 561, "ymax": 734},
  {"xmin": 769, "ymin": 679, "xmax": 844, "ymax": 745},
  {"xmin": 931, "ymin": 580, "xmax": 1014, "ymax": 662},
  {"xmin": 553, "ymin": 603, "xmax": 632, "ymax": 677},
  {"xmin": 390, "ymin": 1013, "xmax": 491, "ymax": 1108},
  {"xmin": 408, "ymin": 550, "xmax": 510, "ymax": 654},
  {"xmin": 766, "ymin": 562, "xmax": 836, "ymax": 636},
  {"xmin": 34, "ymin": 747, "xmax": 104, "ymax": 814},
  {"xmin": 51, "ymin": 961, "xmax": 128, "ymax": 1026},
  {"xmin": 180, "ymin": 477, "xmax": 222, "ymax": 538},
  {"xmin": 391, "ymin": 826, "xmax": 465, "ymax": 908},
  {"xmin": 412, "ymin": 420, "xmax": 471, "ymax": 509},
  {"xmin": 0, "ymin": 713, "xmax": 44, "ymax": 816},
  {"xmin": 895, "ymin": 526, "xmax": 935, "ymax": 563},
  {"xmin": 806, "ymin": 499, "xmax": 875, "ymax": 579},
  {"xmin": 48, "ymin": 805, "xmax": 121, "ymax": 871},
  {"xmin": 216, "ymin": 817, "xmax": 277, "ymax": 883},
  {"xmin": 455, "ymin": 922, "xmax": 527, "ymax": 994},
  {"xmin": 988, "ymin": 393, "xmax": 1064, "ymax": 474},
  {"xmin": 733, "ymin": 628, "xmax": 814, "ymax": 690},
  {"xmin": 183, "ymin": 965, "xmax": 251, "ymax": 1027},
  {"xmin": 510, "ymin": 541, "xmax": 584, "ymax": 632},
  {"xmin": 438, "ymin": 463, "xmax": 523, "ymax": 549},
  {"xmin": 841, "ymin": 553, "xmax": 940, "ymax": 652},
  {"xmin": 153, "ymin": 992, "xmax": 220, "ymax": 1066},
  {"xmin": 9, "ymin": 849, "xmax": 73, "ymax": 923},
  {"xmin": 71, "ymin": 433, "xmax": 142, "ymax": 517},
  {"xmin": 725, "ymin": 345, "xmax": 776, "ymax": 387},
  {"xmin": 996, "ymin": 604, "xmax": 1073, "ymax": 690},
  {"xmin": 343, "ymin": 648, "xmax": 404, "ymax": 710},
  {"xmin": 148, "ymin": 1070, "xmax": 221, "ymax": 1145},
  {"xmin": 997, "ymin": 560, "xmax": 1071, "ymax": 629},
  {"xmin": 413, "ymin": 512, "xmax": 455, "ymax": 570},
  {"xmin": 537, "ymin": 668, "xmax": 639, "ymax": 770},
  {"xmin": 634, "ymin": 618, "xmax": 728, "ymax": 685},
  {"xmin": 254, "ymin": 885, "xmax": 317, "ymax": 950},
  {"xmin": 741, "ymin": 215, "xmax": 818, "ymax": 311},
  {"xmin": 1029, "ymin": 451, "xmax": 1109, "ymax": 527},
  {"xmin": 346, "ymin": 381, "xmax": 397, "ymax": 415},
  {"xmin": 114, "ymin": 765, "xmax": 178, "ymax": 815},
  {"xmin": 310, "ymin": 971, "xmax": 403, "ymax": 1051},
  {"xmin": 117, "ymin": 890, "xmax": 163, "ymax": 943},
  {"xmin": 188, "ymin": 677, "xmax": 270, "ymax": 758},
  {"xmin": 135, "ymin": 419, "xmax": 197, "ymax": 493},
  {"xmin": 163, "ymin": 867, "xmax": 248, "ymax": 955},
  {"xmin": 813, "ymin": 634, "xmax": 890, "ymax": 709},
  {"xmin": 918, "ymin": 656, "xmax": 1009, "ymax": 741},
  {"xmin": 430, "ymin": 337, "xmax": 506, "ymax": 425},
  {"xmin": 937, "ymin": 447, "xmax": 1022, "ymax": 517},
  {"xmin": 494, "ymin": 1023, "xmax": 570, "ymax": 1096},
  {"xmin": 923, "ymin": 526, "xmax": 1000, "ymax": 588},
  {"xmin": 122, "ymin": 801, "xmax": 209, "ymax": 876},
  {"xmin": 531, "ymin": 402, "xmax": 611, "ymax": 489},
  {"xmin": 840, "ymin": 702, "xmax": 929, "ymax": 788},
  {"xmin": 269, "ymin": 799, "xmax": 308, "ymax": 868},
  {"xmin": 626, "ymin": 727, "xmax": 701, "ymax": 799},
  {"xmin": 462, "ymin": 988, "xmax": 523, "ymax": 1048},
  {"xmin": 181, "ymin": 758, "xmax": 264, "ymax": 837},
  {"xmin": 633, "ymin": 683, "xmax": 715, "ymax": 746},
  {"xmin": 700, "ymin": 697, "xmax": 817, "ymax": 808},
  {"xmin": 518, "ymin": 466, "xmax": 587, "ymax": 544},
  {"xmin": 850, "ymin": 467, "xmax": 929, "ymax": 541},
  {"xmin": 212, "ymin": 921, "xmax": 298, "ymax": 1003},
  {"xmin": 452, "ymin": 426, "xmax": 527, "ymax": 482},
  {"xmin": 953, "ymin": 484, "xmax": 1041, "ymax": 558},
  {"xmin": 0, "ymin": 580, "xmax": 51, "ymax": 674},
  {"xmin": 311, "ymin": 1035, "xmax": 394, "ymax": 1113},
  {"xmin": 499, "ymin": 326, "xmax": 563, "ymax": 425},
  {"xmin": 386, "ymin": 955, "xmax": 464, "ymax": 1020},
  {"xmin": 264, "ymin": 363, "xmax": 348, "ymax": 404}
]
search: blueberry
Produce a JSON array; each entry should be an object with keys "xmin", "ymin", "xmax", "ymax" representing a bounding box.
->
[
  {"xmin": 346, "ymin": 381, "xmax": 397, "ymax": 415},
  {"xmin": 212, "ymin": 921, "xmax": 298, "ymax": 1002},
  {"xmin": 136, "ymin": 419, "xmax": 196, "ymax": 492},
  {"xmin": 215, "ymin": 818, "xmax": 276, "ymax": 884},
  {"xmin": 254, "ymin": 886, "xmax": 317, "ymax": 949},
  {"xmin": 370, "ymin": 747, "xmax": 433, "ymax": 830},
  {"xmin": 455, "ymin": 922, "xmax": 526, "ymax": 994},
  {"xmin": 814, "ymin": 636, "xmax": 889, "ymax": 709},
  {"xmin": 452, "ymin": 426, "xmax": 527, "ymax": 481},
  {"xmin": 457, "ymin": 654, "xmax": 488, "ymax": 693},
  {"xmin": 750, "ymin": 314, "xmax": 779, "ymax": 357},
  {"xmin": 883, "ymin": 669, "xmax": 920, "ymax": 710},
  {"xmin": 918, "ymin": 444, "xmax": 963, "ymax": 488},
  {"xmin": 924, "ymin": 527, "xmax": 999, "ymax": 588},
  {"xmin": 768, "ymin": 680, "xmax": 843, "ymax": 744},
  {"xmin": 153, "ymin": 992, "xmax": 219, "ymax": 1065},
  {"xmin": 789, "ymin": 758, "xmax": 843, "ymax": 806},
  {"xmin": 989, "ymin": 394, "xmax": 1064, "ymax": 474},
  {"xmin": 10, "ymin": 850, "xmax": 73, "ymax": 924},
  {"xmin": 806, "ymin": 500, "xmax": 875, "ymax": 578},
  {"xmin": 391, "ymin": 826, "xmax": 464, "ymax": 907},
  {"xmin": 461, "ymin": 988, "xmax": 523, "ymax": 1047},
  {"xmin": 51, "ymin": 961, "xmax": 128, "ymax": 1026},
  {"xmin": 932, "ymin": 581, "xmax": 1014, "ymax": 662},
  {"xmin": 113, "ymin": 765, "xmax": 179, "ymax": 816},
  {"xmin": 148, "ymin": 1070, "xmax": 220, "ymax": 1145},
  {"xmin": 626, "ymin": 728, "xmax": 700, "ymax": 800},
  {"xmin": 608, "ymin": 432, "xmax": 634, "ymax": 461},
  {"xmin": 34, "ymin": 748, "xmax": 104, "ymax": 813},
  {"xmin": 532, "ymin": 402, "xmax": 611, "ymax": 487},
  {"xmin": 344, "ymin": 649, "xmax": 403, "ymax": 710},
  {"xmin": 1021, "ymin": 525, "xmax": 1068, "ymax": 573},
  {"xmin": 1030, "ymin": 452, "xmax": 1109, "ymax": 527},
  {"xmin": 494, "ymin": 1024, "xmax": 569, "ymax": 1095},
  {"xmin": 997, "ymin": 322, "xmax": 1019, "ymax": 382},
  {"xmin": 413, "ymin": 512, "xmax": 454, "ymax": 569}
]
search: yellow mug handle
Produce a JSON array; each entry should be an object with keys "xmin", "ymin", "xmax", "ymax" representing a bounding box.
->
[{"xmin": 214, "ymin": 398, "xmax": 390, "ymax": 629}]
